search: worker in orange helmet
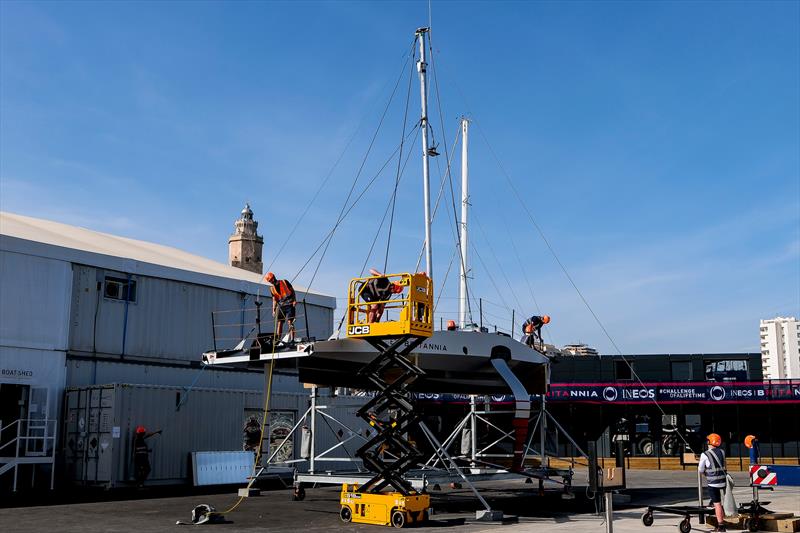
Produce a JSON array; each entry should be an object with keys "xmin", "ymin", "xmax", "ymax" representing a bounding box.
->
[
  {"xmin": 264, "ymin": 272, "xmax": 296, "ymax": 344},
  {"xmin": 698, "ymin": 432, "xmax": 728, "ymax": 531},
  {"xmin": 521, "ymin": 315, "xmax": 550, "ymax": 350},
  {"xmin": 132, "ymin": 425, "xmax": 162, "ymax": 488}
]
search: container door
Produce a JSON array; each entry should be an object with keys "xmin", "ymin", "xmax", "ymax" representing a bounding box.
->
[
  {"xmin": 96, "ymin": 387, "xmax": 114, "ymax": 482},
  {"xmin": 25, "ymin": 387, "xmax": 49, "ymax": 456},
  {"xmin": 64, "ymin": 390, "xmax": 87, "ymax": 482}
]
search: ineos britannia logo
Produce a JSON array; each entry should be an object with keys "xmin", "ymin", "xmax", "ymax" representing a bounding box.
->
[
  {"xmin": 710, "ymin": 386, "xmax": 726, "ymax": 401},
  {"xmin": 602, "ymin": 387, "xmax": 618, "ymax": 402}
]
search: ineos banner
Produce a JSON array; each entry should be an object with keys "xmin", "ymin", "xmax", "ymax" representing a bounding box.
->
[{"xmin": 414, "ymin": 381, "xmax": 800, "ymax": 405}]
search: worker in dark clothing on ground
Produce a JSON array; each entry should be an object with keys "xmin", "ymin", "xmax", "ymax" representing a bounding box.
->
[
  {"xmin": 522, "ymin": 315, "xmax": 550, "ymax": 349},
  {"xmin": 361, "ymin": 268, "xmax": 403, "ymax": 323},
  {"xmin": 698, "ymin": 433, "xmax": 728, "ymax": 531},
  {"xmin": 132, "ymin": 426, "xmax": 162, "ymax": 488},
  {"xmin": 243, "ymin": 415, "xmax": 262, "ymax": 452},
  {"xmin": 264, "ymin": 272, "xmax": 296, "ymax": 344}
]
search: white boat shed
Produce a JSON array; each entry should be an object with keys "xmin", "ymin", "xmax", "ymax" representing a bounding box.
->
[{"xmin": 0, "ymin": 211, "xmax": 336, "ymax": 436}]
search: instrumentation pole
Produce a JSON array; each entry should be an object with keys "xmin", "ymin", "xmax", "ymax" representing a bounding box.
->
[
  {"xmin": 416, "ymin": 27, "xmax": 433, "ymax": 280},
  {"xmin": 459, "ymin": 117, "xmax": 470, "ymax": 328}
]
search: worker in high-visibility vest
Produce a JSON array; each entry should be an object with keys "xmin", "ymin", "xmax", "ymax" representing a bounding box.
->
[
  {"xmin": 698, "ymin": 433, "xmax": 728, "ymax": 531},
  {"xmin": 522, "ymin": 315, "xmax": 550, "ymax": 349},
  {"xmin": 264, "ymin": 272, "xmax": 296, "ymax": 343}
]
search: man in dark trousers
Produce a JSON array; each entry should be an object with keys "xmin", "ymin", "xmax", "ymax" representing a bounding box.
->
[
  {"xmin": 243, "ymin": 415, "xmax": 262, "ymax": 452},
  {"xmin": 361, "ymin": 268, "xmax": 403, "ymax": 323},
  {"xmin": 264, "ymin": 272, "xmax": 297, "ymax": 344},
  {"xmin": 521, "ymin": 315, "xmax": 550, "ymax": 349},
  {"xmin": 132, "ymin": 425, "xmax": 162, "ymax": 487},
  {"xmin": 698, "ymin": 433, "xmax": 728, "ymax": 532}
]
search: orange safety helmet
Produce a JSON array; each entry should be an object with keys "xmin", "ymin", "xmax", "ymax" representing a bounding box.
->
[
  {"xmin": 542, "ymin": 315, "xmax": 551, "ymax": 324},
  {"xmin": 446, "ymin": 320, "xmax": 457, "ymax": 331},
  {"xmin": 744, "ymin": 435, "xmax": 757, "ymax": 449},
  {"xmin": 707, "ymin": 433, "xmax": 722, "ymax": 447},
  {"xmin": 136, "ymin": 426, "xmax": 146, "ymax": 434},
  {"xmin": 264, "ymin": 272, "xmax": 276, "ymax": 283}
]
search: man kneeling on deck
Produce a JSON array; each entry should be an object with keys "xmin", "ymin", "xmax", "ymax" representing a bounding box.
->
[{"xmin": 699, "ymin": 433, "xmax": 728, "ymax": 532}]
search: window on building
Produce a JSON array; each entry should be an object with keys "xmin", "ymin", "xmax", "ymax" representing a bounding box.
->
[
  {"xmin": 615, "ymin": 360, "xmax": 632, "ymax": 380},
  {"xmin": 704, "ymin": 359, "xmax": 748, "ymax": 381},
  {"xmin": 104, "ymin": 276, "xmax": 137, "ymax": 302},
  {"xmin": 671, "ymin": 361, "xmax": 693, "ymax": 381}
]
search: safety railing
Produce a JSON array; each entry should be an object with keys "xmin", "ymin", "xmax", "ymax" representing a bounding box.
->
[
  {"xmin": 346, "ymin": 272, "xmax": 433, "ymax": 339},
  {"xmin": 0, "ymin": 418, "xmax": 58, "ymax": 491},
  {"xmin": 209, "ymin": 299, "xmax": 313, "ymax": 352}
]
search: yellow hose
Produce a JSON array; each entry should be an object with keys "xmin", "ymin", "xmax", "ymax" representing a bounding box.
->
[{"xmin": 212, "ymin": 309, "xmax": 282, "ymax": 516}]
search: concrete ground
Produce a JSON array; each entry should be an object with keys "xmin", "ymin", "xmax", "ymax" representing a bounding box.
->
[{"xmin": 2, "ymin": 470, "xmax": 798, "ymax": 532}]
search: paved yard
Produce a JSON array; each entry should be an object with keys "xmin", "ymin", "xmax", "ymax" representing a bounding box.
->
[{"xmin": 1, "ymin": 470, "xmax": 798, "ymax": 532}]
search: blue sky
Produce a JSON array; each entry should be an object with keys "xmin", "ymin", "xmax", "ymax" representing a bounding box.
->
[{"xmin": 1, "ymin": 1, "xmax": 798, "ymax": 354}]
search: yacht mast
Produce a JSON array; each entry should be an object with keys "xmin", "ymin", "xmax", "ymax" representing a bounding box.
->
[
  {"xmin": 459, "ymin": 117, "xmax": 470, "ymax": 328},
  {"xmin": 416, "ymin": 27, "xmax": 433, "ymax": 280}
]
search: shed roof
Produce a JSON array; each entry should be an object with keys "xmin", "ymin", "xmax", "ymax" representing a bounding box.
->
[{"xmin": 0, "ymin": 211, "xmax": 335, "ymax": 308}]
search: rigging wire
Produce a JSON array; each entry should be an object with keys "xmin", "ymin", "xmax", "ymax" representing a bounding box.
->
[
  {"xmin": 331, "ymin": 120, "xmax": 421, "ymax": 336},
  {"xmin": 418, "ymin": 28, "xmax": 475, "ymax": 326},
  {"xmin": 266, "ymin": 49, "xmax": 414, "ymax": 274},
  {"xmin": 361, "ymin": 129, "xmax": 420, "ymax": 278},
  {"xmin": 472, "ymin": 118, "xmax": 695, "ymax": 452},
  {"xmin": 291, "ymin": 124, "xmax": 419, "ymax": 287},
  {"xmin": 472, "ymin": 211, "xmax": 526, "ymax": 319},
  {"xmin": 295, "ymin": 36, "xmax": 419, "ymax": 294},
  {"xmin": 428, "ymin": 30, "xmax": 474, "ymax": 324},
  {"xmin": 414, "ymin": 123, "xmax": 462, "ymax": 271},
  {"xmin": 384, "ymin": 46, "xmax": 417, "ymax": 272}
]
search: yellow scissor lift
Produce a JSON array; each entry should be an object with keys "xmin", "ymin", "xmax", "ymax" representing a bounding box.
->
[{"xmin": 339, "ymin": 272, "xmax": 433, "ymax": 528}]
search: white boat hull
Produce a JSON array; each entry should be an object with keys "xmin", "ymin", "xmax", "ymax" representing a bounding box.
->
[{"xmin": 204, "ymin": 329, "xmax": 549, "ymax": 395}]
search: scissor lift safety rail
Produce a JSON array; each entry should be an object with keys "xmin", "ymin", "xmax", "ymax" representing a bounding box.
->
[
  {"xmin": 339, "ymin": 272, "xmax": 433, "ymax": 527},
  {"xmin": 346, "ymin": 273, "xmax": 433, "ymax": 339}
]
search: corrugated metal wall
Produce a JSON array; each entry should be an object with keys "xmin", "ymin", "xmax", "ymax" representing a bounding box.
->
[
  {"xmin": 64, "ymin": 384, "xmax": 307, "ymax": 486},
  {"xmin": 68, "ymin": 265, "xmax": 334, "ymax": 360},
  {"xmin": 62, "ymin": 385, "xmax": 373, "ymax": 486},
  {"xmin": 0, "ymin": 250, "xmax": 72, "ymax": 351}
]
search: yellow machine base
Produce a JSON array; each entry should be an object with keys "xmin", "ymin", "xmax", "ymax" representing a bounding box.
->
[{"xmin": 339, "ymin": 484, "xmax": 430, "ymax": 528}]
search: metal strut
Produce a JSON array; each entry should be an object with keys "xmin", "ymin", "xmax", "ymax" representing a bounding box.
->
[{"xmin": 354, "ymin": 335, "xmax": 427, "ymax": 495}]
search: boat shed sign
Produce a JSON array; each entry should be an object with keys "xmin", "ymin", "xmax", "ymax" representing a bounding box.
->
[{"xmin": 415, "ymin": 381, "xmax": 800, "ymax": 405}]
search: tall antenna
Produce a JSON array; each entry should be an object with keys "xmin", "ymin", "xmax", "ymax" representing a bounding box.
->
[
  {"xmin": 459, "ymin": 117, "xmax": 470, "ymax": 328},
  {"xmin": 416, "ymin": 27, "xmax": 433, "ymax": 280}
]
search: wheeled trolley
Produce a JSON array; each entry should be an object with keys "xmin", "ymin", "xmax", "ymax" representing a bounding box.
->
[{"xmin": 641, "ymin": 504, "xmax": 713, "ymax": 533}]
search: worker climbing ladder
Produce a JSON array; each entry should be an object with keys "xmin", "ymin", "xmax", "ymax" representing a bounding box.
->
[{"xmin": 339, "ymin": 272, "xmax": 433, "ymax": 528}]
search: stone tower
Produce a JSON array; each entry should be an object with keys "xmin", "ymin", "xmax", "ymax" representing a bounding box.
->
[{"xmin": 228, "ymin": 203, "xmax": 264, "ymax": 274}]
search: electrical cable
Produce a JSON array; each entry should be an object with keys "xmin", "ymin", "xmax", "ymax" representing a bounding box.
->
[{"xmin": 209, "ymin": 310, "xmax": 281, "ymax": 517}]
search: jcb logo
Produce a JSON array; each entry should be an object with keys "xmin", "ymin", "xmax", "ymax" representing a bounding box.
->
[{"xmin": 348, "ymin": 325, "xmax": 371, "ymax": 335}]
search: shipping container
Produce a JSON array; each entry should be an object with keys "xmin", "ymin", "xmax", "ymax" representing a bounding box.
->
[
  {"xmin": 62, "ymin": 383, "xmax": 306, "ymax": 487},
  {"xmin": 62, "ymin": 383, "xmax": 371, "ymax": 487}
]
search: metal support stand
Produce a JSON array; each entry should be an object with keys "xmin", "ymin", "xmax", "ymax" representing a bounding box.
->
[
  {"xmin": 419, "ymin": 422, "xmax": 503, "ymax": 522},
  {"xmin": 605, "ymin": 491, "xmax": 614, "ymax": 533}
]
